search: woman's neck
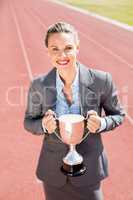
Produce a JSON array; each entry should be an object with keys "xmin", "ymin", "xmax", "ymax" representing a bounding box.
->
[{"xmin": 58, "ymin": 65, "xmax": 77, "ymax": 86}]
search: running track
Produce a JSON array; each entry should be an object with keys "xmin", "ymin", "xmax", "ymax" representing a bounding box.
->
[{"xmin": 0, "ymin": 0, "xmax": 133, "ymax": 199}]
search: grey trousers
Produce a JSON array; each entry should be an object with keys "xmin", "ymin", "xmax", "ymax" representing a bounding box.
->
[{"xmin": 43, "ymin": 178, "xmax": 104, "ymax": 200}]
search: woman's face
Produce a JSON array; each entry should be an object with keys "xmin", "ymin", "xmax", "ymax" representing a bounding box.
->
[{"xmin": 47, "ymin": 32, "xmax": 79, "ymax": 72}]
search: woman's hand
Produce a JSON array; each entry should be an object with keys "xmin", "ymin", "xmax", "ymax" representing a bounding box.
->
[
  {"xmin": 42, "ymin": 109, "xmax": 57, "ymax": 134},
  {"xmin": 87, "ymin": 110, "xmax": 101, "ymax": 133}
]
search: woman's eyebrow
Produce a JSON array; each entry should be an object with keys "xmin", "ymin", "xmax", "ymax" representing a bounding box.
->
[
  {"xmin": 66, "ymin": 44, "xmax": 73, "ymax": 46},
  {"xmin": 49, "ymin": 45, "xmax": 58, "ymax": 48},
  {"xmin": 49, "ymin": 44, "xmax": 73, "ymax": 48}
]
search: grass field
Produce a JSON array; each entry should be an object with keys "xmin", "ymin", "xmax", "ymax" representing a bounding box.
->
[{"xmin": 59, "ymin": 0, "xmax": 133, "ymax": 26}]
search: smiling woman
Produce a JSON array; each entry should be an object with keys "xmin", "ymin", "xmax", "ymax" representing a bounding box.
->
[{"xmin": 24, "ymin": 21, "xmax": 125, "ymax": 200}]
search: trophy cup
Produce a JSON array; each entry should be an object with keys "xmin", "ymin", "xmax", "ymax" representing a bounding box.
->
[{"xmin": 54, "ymin": 113, "xmax": 89, "ymax": 177}]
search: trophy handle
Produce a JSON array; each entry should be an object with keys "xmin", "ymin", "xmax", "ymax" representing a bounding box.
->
[
  {"xmin": 52, "ymin": 113, "xmax": 64, "ymax": 142},
  {"xmin": 79, "ymin": 112, "xmax": 91, "ymax": 143}
]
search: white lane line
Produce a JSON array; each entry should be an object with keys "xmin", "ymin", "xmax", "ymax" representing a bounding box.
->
[
  {"xmin": 78, "ymin": 30, "xmax": 133, "ymax": 70},
  {"xmin": 26, "ymin": 7, "xmax": 133, "ymax": 125},
  {"xmin": 27, "ymin": 8, "xmax": 47, "ymax": 29},
  {"xmin": 49, "ymin": 0, "xmax": 133, "ymax": 32},
  {"xmin": 126, "ymin": 113, "xmax": 133, "ymax": 125},
  {"xmin": 10, "ymin": 2, "xmax": 33, "ymax": 81}
]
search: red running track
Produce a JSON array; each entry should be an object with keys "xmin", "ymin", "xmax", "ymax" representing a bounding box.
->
[{"xmin": 0, "ymin": 0, "xmax": 133, "ymax": 199}]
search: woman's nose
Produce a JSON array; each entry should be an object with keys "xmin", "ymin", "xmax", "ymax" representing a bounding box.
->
[{"xmin": 58, "ymin": 50, "xmax": 67, "ymax": 57}]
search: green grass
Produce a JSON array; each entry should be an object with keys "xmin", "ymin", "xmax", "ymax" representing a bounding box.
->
[{"xmin": 59, "ymin": 0, "xmax": 133, "ymax": 26}]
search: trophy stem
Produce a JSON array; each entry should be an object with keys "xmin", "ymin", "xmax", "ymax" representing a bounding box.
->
[
  {"xmin": 69, "ymin": 144, "xmax": 76, "ymax": 152},
  {"xmin": 61, "ymin": 144, "xmax": 86, "ymax": 177},
  {"xmin": 63, "ymin": 144, "xmax": 83, "ymax": 165}
]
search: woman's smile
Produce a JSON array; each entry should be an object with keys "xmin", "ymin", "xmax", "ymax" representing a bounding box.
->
[{"xmin": 56, "ymin": 59, "xmax": 70, "ymax": 66}]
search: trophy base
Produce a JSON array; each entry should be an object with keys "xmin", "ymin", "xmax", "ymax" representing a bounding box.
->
[{"xmin": 61, "ymin": 162, "xmax": 86, "ymax": 177}]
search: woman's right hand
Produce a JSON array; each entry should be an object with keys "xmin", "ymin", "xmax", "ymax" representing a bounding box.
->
[{"xmin": 42, "ymin": 109, "xmax": 57, "ymax": 134}]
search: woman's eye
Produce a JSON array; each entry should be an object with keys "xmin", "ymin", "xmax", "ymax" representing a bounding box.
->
[
  {"xmin": 52, "ymin": 48, "xmax": 58, "ymax": 51},
  {"xmin": 66, "ymin": 46, "xmax": 73, "ymax": 50}
]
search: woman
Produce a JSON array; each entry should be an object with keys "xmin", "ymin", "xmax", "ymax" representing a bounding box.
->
[{"xmin": 24, "ymin": 22, "xmax": 125, "ymax": 200}]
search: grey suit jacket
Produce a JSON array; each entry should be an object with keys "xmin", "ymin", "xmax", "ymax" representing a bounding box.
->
[{"xmin": 24, "ymin": 62, "xmax": 125, "ymax": 187}]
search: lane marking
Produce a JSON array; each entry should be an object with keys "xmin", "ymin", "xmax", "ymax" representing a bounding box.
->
[
  {"xmin": 28, "ymin": 7, "xmax": 47, "ymax": 29},
  {"xmin": 126, "ymin": 113, "xmax": 133, "ymax": 125},
  {"xmin": 78, "ymin": 30, "xmax": 133, "ymax": 70},
  {"xmin": 49, "ymin": 0, "xmax": 133, "ymax": 32},
  {"xmin": 10, "ymin": 2, "xmax": 33, "ymax": 81}
]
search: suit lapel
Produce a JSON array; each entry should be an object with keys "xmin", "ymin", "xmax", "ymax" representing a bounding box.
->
[
  {"xmin": 78, "ymin": 62, "xmax": 98, "ymax": 116},
  {"xmin": 43, "ymin": 68, "xmax": 57, "ymax": 110}
]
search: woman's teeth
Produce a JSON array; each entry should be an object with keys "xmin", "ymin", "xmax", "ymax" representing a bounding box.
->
[{"xmin": 57, "ymin": 60, "xmax": 69, "ymax": 65}]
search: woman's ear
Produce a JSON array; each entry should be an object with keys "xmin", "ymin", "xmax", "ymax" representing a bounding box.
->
[{"xmin": 76, "ymin": 42, "xmax": 80, "ymax": 54}]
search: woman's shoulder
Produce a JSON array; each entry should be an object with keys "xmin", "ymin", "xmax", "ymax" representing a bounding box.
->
[
  {"xmin": 32, "ymin": 67, "xmax": 56, "ymax": 85},
  {"xmin": 79, "ymin": 62, "xmax": 111, "ymax": 81}
]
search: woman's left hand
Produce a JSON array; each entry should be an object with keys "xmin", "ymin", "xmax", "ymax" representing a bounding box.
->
[{"xmin": 86, "ymin": 110, "xmax": 101, "ymax": 133}]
